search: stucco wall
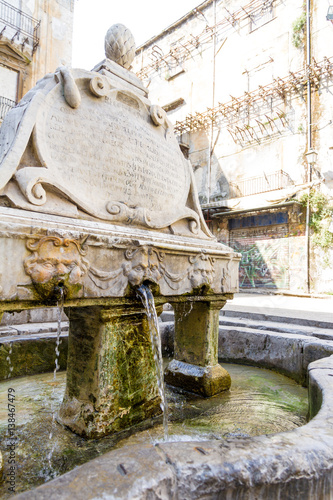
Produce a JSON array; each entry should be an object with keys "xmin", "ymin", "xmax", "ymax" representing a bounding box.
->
[
  {"xmin": 133, "ymin": 0, "xmax": 333, "ymax": 293},
  {"xmin": 0, "ymin": 0, "xmax": 74, "ymax": 105}
]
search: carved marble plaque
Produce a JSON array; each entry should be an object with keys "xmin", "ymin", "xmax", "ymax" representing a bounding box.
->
[
  {"xmin": 0, "ymin": 64, "xmax": 209, "ymax": 237},
  {"xmin": 32, "ymin": 85, "xmax": 190, "ymax": 221}
]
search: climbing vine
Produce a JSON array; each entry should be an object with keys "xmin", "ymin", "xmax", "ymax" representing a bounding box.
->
[
  {"xmin": 300, "ymin": 191, "xmax": 333, "ymax": 249},
  {"xmin": 292, "ymin": 11, "xmax": 306, "ymax": 49}
]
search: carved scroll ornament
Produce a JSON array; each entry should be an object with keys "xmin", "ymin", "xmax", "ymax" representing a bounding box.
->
[{"xmin": 0, "ymin": 62, "xmax": 213, "ymax": 239}]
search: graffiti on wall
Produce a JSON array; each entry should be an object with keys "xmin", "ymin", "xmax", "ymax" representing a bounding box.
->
[{"xmin": 230, "ymin": 224, "xmax": 289, "ymax": 289}]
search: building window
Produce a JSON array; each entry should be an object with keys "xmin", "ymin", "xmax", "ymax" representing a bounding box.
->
[
  {"xmin": 250, "ymin": 2, "xmax": 274, "ymax": 32},
  {"xmin": 0, "ymin": 63, "xmax": 18, "ymax": 120},
  {"xmin": 0, "ymin": 63, "xmax": 18, "ymax": 101}
]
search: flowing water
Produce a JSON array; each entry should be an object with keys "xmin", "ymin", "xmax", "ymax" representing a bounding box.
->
[
  {"xmin": 137, "ymin": 284, "xmax": 169, "ymax": 440},
  {"xmin": 0, "ymin": 363, "xmax": 308, "ymax": 498},
  {"xmin": 47, "ymin": 289, "xmax": 64, "ymax": 469},
  {"xmin": 6, "ymin": 342, "xmax": 13, "ymax": 380}
]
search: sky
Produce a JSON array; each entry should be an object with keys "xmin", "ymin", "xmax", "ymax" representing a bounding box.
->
[{"xmin": 72, "ymin": 0, "xmax": 202, "ymax": 70}]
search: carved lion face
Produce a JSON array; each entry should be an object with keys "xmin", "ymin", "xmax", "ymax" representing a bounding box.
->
[
  {"xmin": 189, "ymin": 257, "xmax": 214, "ymax": 289},
  {"xmin": 24, "ymin": 238, "xmax": 88, "ymax": 285},
  {"xmin": 122, "ymin": 247, "xmax": 163, "ymax": 286},
  {"xmin": 124, "ymin": 248, "xmax": 150, "ymax": 286}
]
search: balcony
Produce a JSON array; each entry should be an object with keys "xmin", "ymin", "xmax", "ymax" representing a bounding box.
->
[
  {"xmin": 229, "ymin": 170, "xmax": 293, "ymax": 198},
  {"xmin": 0, "ymin": 0, "xmax": 40, "ymax": 54},
  {"xmin": 0, "ymin": 95, "xmax": 15, "ymax": 121}
]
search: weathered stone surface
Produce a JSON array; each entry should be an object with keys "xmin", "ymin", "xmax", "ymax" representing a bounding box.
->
[
  {"xmin": 13, "ymin": 444, "xmax": 176, "ymax": 499},
  {"xmin": 218, "ymin": 326, "xmax": 305, "ymax": 381},
  {"xmin": 159, "ymin": 321, "xmax": 174, "ymax": 356},
  {"xmin": 165, "ymin": 300, "xmax": 231, "ymax": 396},
  {"xmin": 57, "ymin": 305, "xmax": 163, "ymax": 438},
  {"xmin": 218, "ymin": 326, "xmax": 333, "ymax": 384},
  {"xmin": 165, "ymin": 359, "xmax": 231, "ymax": 396},
  {"xmin": 0, "ymin": 334, "xmax": 68, "ymax": 381},
  {"xmin": 173, "ymin": 301, "xmax": 224, "ymax": 366},
  {"xmin": 0, "ymin": 40, "xmax": 213, "ymax": 240},
  {"xmin": 0, "ymin": 209, "xmax": 239, "ymax": 305},
  {"xmin": 1, "ymin": 307, "xmax": 66, "ymax": 326},
  {"xmin": 0, "ymin": 24, "xmax": 239, "ymax": 440},
  {"xmin": 104, "ymin": 24, "xmax": 136, "ymax": 69},
  {"xmin": 0, "ymin": 21, "xmax": 239, "ymax": 305}
]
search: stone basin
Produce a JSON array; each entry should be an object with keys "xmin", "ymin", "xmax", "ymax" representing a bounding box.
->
[
  {"xmin": 1, "ymin": 304, "xmax": 333, "ymax": 498},
  {"xmin": 5, "ymin": 354, "xmax": 333, "ymax": 500}
]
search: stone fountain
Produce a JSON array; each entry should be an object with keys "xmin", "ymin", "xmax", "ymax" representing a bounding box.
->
[
  {"xmin": 0, "ymin": 24, "xmax": 239, "ymax": 443},
  {"xmin": 1, "ymin": 25, "xmax": 333, "ymax": 500}
]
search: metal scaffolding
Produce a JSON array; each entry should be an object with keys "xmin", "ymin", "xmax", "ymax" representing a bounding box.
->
[
  {"xmin": 173, "ymin": 56, "xmax": 333, "ymax": 143},
  {"xmin": 136, "ymin": 0, "xmax": 274, "ymax": 80}
]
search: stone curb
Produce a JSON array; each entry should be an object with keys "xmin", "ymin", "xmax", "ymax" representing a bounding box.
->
[
  {"xmin": 2, "ymin": 320, "xmax": 333, "ymax": 385},
  {"xmin": 218, "ymin": 325, "xmax": 333, "ymax": 384},
  {"xmin": 0, "ymin": 321, "xmax": 69, "ymax": 337},
  {"xmin": 0, "ymin": 333, "xmax": 68, "ymax": 380},
  {"xmin": 235, "ymin": 289, "xmax": 333, "ymax": 299}
]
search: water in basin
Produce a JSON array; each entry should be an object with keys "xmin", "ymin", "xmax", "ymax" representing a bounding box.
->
[{"xmin": 0, "ymin": 363, "xmax": 308, "ymax": 498}]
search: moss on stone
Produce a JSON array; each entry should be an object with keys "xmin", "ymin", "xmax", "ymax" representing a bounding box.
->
[{"xmin": 0, "ymin": 337, "xmax": 68, "ymax": 381}]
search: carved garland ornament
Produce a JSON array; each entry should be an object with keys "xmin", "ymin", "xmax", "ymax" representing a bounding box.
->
[{"xmin": 23, "ymin": 237, "xmax": 221, "ymax": 295}]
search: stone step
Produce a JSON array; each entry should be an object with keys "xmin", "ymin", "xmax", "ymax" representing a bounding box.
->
[
  {"xmin": 161, "ymin": 308, "xmax": 333, "ymax": 334},
  {"xmin": 0, "ymin": 321, "xmax": 69, "ymax": 338},
  {"xmin": 221, "ymin": 307, "xmax": 333, "ymax": 330},
  {"xmin": 218, "ymin": 315, "xmax": 333, "ymax": 342},
  {"xmin": 218, "ymin": 322, "xmax": 333, "ymax": 344}
]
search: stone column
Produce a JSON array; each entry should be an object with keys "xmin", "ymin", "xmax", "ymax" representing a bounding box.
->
[
  {"xmin": 57, "ymin": 304, "xmax": 162, "ymax": 438},
  {"xmin": 165, "ymin": 299, "xmax": 231, "ymax": 396}
]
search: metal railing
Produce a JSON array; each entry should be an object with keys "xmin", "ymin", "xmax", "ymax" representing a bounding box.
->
[
  {"xmin": 0, "ymin": 0, "xmax": 40, "ymax": 54},
  {"xmin": 0, "ymin": 96, "xmax": 16, "ymax": 121},
  {"xmin": 229, "ymin": 170, "xmax": 293, "ymax": 198}
]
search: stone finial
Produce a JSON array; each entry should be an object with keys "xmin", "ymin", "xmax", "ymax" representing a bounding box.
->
[{"xmin": 104, "ymin": 24, "xmax": 136, "ymax": 69}]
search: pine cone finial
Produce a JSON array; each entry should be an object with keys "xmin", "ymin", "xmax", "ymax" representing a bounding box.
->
[{"xmin": 104, "ymin": 24, "xmax": 136, "ymax": 69}]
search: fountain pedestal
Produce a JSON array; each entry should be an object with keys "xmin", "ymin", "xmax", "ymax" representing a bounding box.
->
[
  {"xmin": 58, "ymin": 304, "xmax": 162, "ymax": 438},
  {"xmin": 165, "ymin": 299, "xmax": 231, "ymax": 396}
]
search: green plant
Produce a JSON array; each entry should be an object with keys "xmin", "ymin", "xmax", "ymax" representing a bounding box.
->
[
  {"xmin": 300, "ymin": 190, "xmax": 333, "ymax": 249},
  {"xmin": 292, "ymin": 12, "xmax": 306, "ymax": 49}
]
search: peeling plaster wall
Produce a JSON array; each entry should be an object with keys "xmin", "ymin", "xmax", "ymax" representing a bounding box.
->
[
  {"xmin": 0, "ymin": 0, "xmax": 74, "ymax": 104},
  {"xmin": 22, "ymin": 0, "xmax": 74, "ymax": 95},
  {"xmin": 133, "ymin": 0, "xmax": 333, "ymax": 293},
  {"xmin": 133, "ymin": 0, "xmax": 310, "ymax": 200}
]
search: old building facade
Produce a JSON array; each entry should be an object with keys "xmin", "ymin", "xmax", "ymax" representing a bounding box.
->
[
  {"xmin": 0, "ymin": 0, "xmax": 74, "ymax": 123},
  {"xmin": 133, "ymin": 0, "xmax": 333, "ymax": 293},
  {"xmin": 0, "ymin": 0, "xmax": 74, "ymax": 328}
]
